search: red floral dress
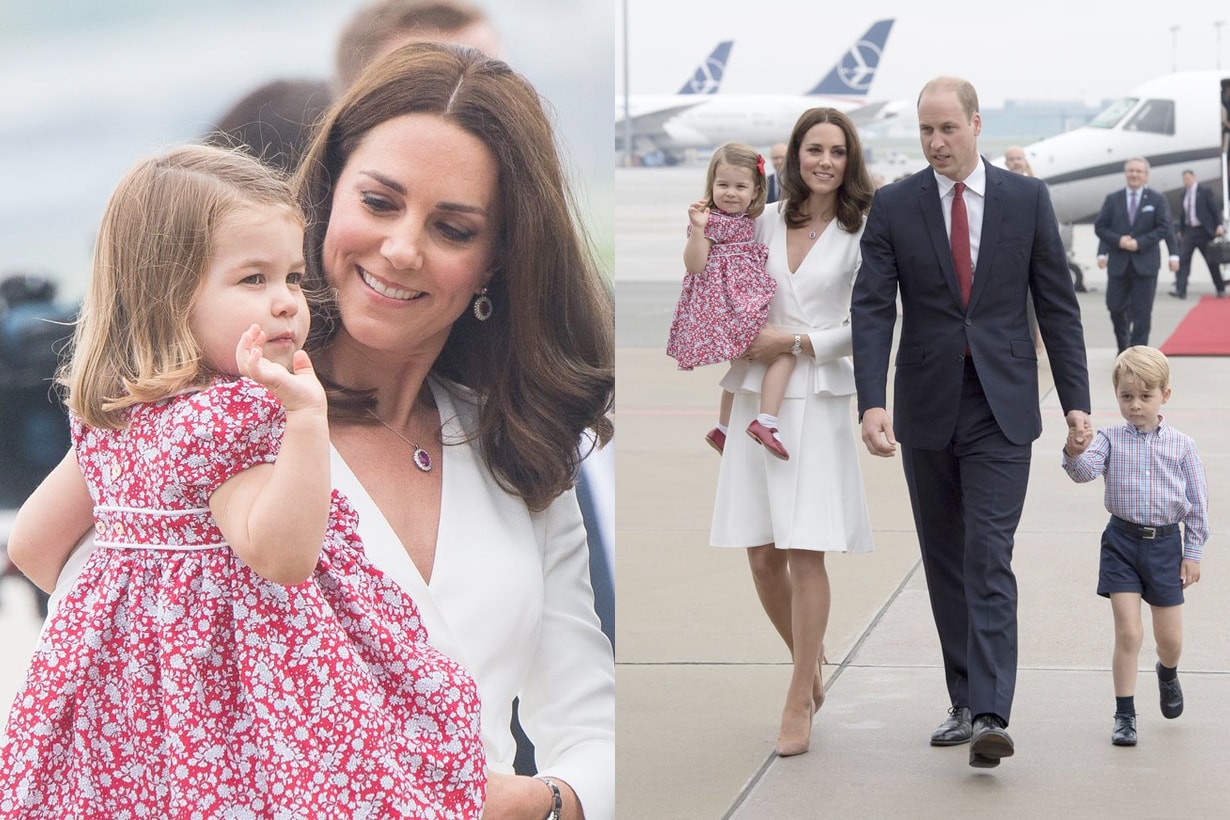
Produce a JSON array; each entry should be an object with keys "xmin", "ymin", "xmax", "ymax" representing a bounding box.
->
[
  {"xmin": 0, "ymin": 379, "xmax": 485, "ymax": 819},
  {"xmin": 666, "ymin": 210, "xmax": 774, "ymax": 370}
]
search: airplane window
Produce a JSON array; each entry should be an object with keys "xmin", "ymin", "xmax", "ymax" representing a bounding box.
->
[
  {"xmin": 1123, "ymin": 99, "xmax": 1175, "ymax": 135},
  {"xmin": 1088, "ymin": 97, "xmax": 1138, "ymax": 128}
]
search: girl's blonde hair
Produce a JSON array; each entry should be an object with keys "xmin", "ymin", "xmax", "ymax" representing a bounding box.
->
[
  {"xmin": 703, "ymin": 142, "xmax": 768, "ymax": 218},
  {"xmin": 1112, "ymin": 345, "xmax": 1171, "ymax": 391},
  {"xmin": 64, "ymin": 144, "xmax": 303, "ymax": 429}
]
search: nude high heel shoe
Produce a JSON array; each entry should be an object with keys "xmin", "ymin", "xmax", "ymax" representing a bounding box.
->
[{"xmin": 775, "ymin": 701, "xmax": 815, "ymax": 757}]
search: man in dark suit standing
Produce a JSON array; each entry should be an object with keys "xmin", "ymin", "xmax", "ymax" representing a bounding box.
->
[
  {"xmin": 852, "ymin": 76, "xmax": 1091, "ymax": 769},
  {"xmin": 1094, "ymin": 157, "xmax": 1178, "ymax": 351},
  {"xmin": 1170, "ymin": 168, "xmax": 1226, "ymax": 299},
  {"xmin": 764, "ymin": 141, "xmax": 787, "ymax": 204}
]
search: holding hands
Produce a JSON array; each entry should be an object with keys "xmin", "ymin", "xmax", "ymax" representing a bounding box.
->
[
  {"xmin": 1064, "ymin": 410, "xmax": 1093, "ymax": 457},
  {"xmin": 236, "ymin": 323, "xmax": 327, "ymax": 415}
]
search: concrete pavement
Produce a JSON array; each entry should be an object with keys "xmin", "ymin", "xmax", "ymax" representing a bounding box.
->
[{"xmin": 616, "ymin": 167, "xmax": 1230, "ymax": 818}]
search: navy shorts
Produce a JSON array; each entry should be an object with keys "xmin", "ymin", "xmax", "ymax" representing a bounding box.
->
[{"xmin": 1098, "ymin": 516, "xmax": 1184, "ymax": 607}]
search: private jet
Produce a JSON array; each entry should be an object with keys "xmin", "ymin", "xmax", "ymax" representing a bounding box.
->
[{"xmin": 1013, "ymin": 71, "xmax": 1230, "ymax": 224}]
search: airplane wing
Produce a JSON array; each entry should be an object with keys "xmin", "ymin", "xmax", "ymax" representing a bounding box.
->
[
  {"xmin": 844, "ymin": 100, "xmax": 892, "ymax": 127},
  {"xmin": 616, "ymin": 100, "xmax": 707, "ymax": 132}
]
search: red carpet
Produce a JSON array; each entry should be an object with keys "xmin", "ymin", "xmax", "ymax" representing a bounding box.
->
[{"xmin": 1159, "ymin": 295, "xmax": 1230, "ymax": 356}]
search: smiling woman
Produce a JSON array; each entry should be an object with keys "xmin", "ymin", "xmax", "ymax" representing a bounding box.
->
[{"xmin": 295, "ymin": 42, "xmax": 615, "ymax": 820}]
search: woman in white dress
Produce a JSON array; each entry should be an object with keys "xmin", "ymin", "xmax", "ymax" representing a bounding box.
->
[
  {"xmin": 293, "ymin": 44, "xmax": 615, "ymax": 820},
  {"xmin": 711, "ymin": 107, "xmax": 875, "ymax": 758}
]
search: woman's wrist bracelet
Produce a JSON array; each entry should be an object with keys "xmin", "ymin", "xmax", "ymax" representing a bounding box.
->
[{"xmin": 537, "ymin": 776, "xmax": 562, "ymax": 820}]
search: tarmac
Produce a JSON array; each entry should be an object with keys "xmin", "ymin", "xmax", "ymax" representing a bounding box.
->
[{"xmin": 614, "ymin": 167, "xmax": 1230, "ymax": 819}]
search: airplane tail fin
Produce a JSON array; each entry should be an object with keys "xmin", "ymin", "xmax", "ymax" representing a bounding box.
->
[
  {"xmin": 677, "ymin": 40, "xmax": 734, "ymax": 95},
  {"xmin": 805, "ymin": 19, "xmax": 894, "ymax": 96}
]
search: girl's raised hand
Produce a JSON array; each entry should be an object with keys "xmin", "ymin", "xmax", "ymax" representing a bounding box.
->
[
  {"xmin": 236, "ymin": 323, "xmax": 327, "ymax": 414},
  {"xmin": 688, "ymin": 199, "xmax": 711, "ymax": 230}
]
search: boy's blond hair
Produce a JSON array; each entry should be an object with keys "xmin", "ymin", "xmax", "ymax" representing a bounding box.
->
[{"xmin": 1112, "ymin": 345, "xmax": 1171, "ymax": 391}]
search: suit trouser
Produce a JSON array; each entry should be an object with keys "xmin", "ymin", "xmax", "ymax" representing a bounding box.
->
[
  {"xmin": 1105, "ymin": 262, "xmax": 1157, "ymax": 351},
  {"xmin": 901, "ymin": 361, "xmax": 1031, "ymax": 724},
  {"xmin": 1177, "ymin": 226, "xmax": 1226, "ymax": 295}
]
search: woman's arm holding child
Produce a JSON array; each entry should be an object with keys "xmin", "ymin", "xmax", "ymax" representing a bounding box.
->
[
  {"xmin": 209, "ymin": 325, "xmax": 330, "ymax": 585},
  {"xmin": 7, "ymin": 450, "xmax": 95, "ymax": 593}
]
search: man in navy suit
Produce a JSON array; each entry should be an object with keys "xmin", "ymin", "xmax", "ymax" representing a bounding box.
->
[
  {"xmin": 852, "ymin": 77, "xmax": 1091, "ymax": 769},
  {"xmin": 1094, "ymin": 157, "xmax": 1179, "ymax": 351},
  {"xmin": 765, "ymin": 141, "xmax": 787, "ymax": 204},
  {"xmin": 1170, "ymin": 168, "xmax": 1226, "ymax": 299}
]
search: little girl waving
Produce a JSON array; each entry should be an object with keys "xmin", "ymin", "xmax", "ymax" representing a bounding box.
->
[
  {"xmin": 0, "ymin": 145, "xmax": 484, "ymax": 818},
  {"xmin": 666, "ymin": 142, "xmax": 797, "ymax": 459}
]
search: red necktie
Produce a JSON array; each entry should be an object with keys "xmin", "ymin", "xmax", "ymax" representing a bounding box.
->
[{"xmin": 951, "ymin": 182, "xmax": 972, "ymax": 307}]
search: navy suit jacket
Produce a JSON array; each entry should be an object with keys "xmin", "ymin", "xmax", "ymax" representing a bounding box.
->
[
  {"xmin": 1178, "ymin": 184, "xmax": 1220, "ymax": 235},
  {"xmin": 852, "ymin": 159, "xmax": 1090, "ymax": 449},
  {"xmin": 1093, "ymin": 186, "xmax": 1174, "ymax": 277}
]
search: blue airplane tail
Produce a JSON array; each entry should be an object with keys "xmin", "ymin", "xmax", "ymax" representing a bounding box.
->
[
  {"xmin": 677, "ymin": 40, "xmax": 734, "ymax": 95},
  {"xmin": 806, "ymin": 19, "xmax": 894, "ymax": 96}
]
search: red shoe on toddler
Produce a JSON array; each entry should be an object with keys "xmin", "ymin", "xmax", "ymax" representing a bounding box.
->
[
  {"xmin": 705, "ymin": 427, "xmax": 727, "ymax": 454},
  {"xmin": 747, "ymin": 420, "xmax": 789, "ymax": 460}
]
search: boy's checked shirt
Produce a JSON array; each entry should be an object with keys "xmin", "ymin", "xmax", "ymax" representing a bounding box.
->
[{"xmin": 1063, "ymin": 417, "xmax": 1210, "ymax": 561}]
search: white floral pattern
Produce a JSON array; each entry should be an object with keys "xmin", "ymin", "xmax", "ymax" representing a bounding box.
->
[
  {"xmin": 666, "ymin": 210, "xmax": 775, "ymax": 370},
  {"xmin": 0, "ymin": 379, "xmax": 485, "ymax": 819}
]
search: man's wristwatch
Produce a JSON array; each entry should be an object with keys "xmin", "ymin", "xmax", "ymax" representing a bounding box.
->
[
  {"xmin": 538, "ymin": 777, "xmax": 562, "ymax": 820},
  {"xmin": 790, "ymin": 333, "xmax": 803, "ymax": 355}
]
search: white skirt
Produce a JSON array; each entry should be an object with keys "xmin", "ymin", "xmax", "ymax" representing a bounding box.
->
[{"xmin": 710, "ymin": 388, "xmax": 874, "ymax": 553}]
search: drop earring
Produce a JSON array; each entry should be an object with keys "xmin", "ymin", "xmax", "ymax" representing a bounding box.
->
[{"xmin": 473, "ymin": 287, "xmax": 493, "ymax": 321}]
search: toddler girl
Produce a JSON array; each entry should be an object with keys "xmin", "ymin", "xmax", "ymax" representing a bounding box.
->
[
  {"xmin": 0, "ymin": 145, "xmax": 485, "ymax": 818},
  {"xmin": 666, "ymin": 142, "xmax": 796, "ymax": 459}
]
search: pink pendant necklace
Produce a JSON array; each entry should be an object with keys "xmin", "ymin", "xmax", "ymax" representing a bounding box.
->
[{"xmin": 368, "ymin": 409, "xmax": 433, "ymax": 472}]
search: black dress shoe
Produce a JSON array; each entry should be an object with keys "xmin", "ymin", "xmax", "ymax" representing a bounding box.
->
[
  {"xmin": 930, "ymin": 706, "xmax": 972, "ymax": 746},
  {"xmin": 1168, "ymin": 290, "xmax": 1187, "ymax": 299},
  {"xmin": 1112, "ymin": 713, "xmax": 1137, "ymax": 746},
  {"xmin": 969, "ymin": 714, "xmax": 1014, "ymax": 768},
  {"xmin": 1157, "ymin": 662, "xmax": 1183, "ymax": 719}
]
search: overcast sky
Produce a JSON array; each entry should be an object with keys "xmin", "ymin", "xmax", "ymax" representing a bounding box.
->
[{"xmin": 617, "ymin": 1, "xmax": 1230, "ymax": 107}]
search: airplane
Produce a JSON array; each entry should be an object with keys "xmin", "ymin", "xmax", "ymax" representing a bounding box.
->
[
  {"xmin": 677, "ymin": 40, "xmax": 734, "ymax": 95},
  {"xmin": 617, "ymin": 19, "xmax": 896, "ymax": 163},
  {"xmin": 1005, "ymin": 70, "xmax": 1230, "ymax": 225}
]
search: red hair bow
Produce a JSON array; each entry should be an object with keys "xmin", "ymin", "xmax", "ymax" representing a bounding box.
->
[{"xmin": 756, "ymin": 154, "xmax": 766, "ymax": 176}]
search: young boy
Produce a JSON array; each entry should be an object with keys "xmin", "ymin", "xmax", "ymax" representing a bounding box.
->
[{"xmin": 1063, "ymin": 346, "xmax": 1209, "ymax": 747}]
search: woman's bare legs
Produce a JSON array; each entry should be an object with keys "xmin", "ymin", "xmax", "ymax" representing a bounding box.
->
[
  {"xmin": 746, "ymin": 545, "xmax": 824, "ymax": 708},
  {"xmin": 718, "ymin": 389, "xmax": 734, "ymax": 427},
  {"xmin": 746, "ymin": 545, "xmax": 831, "ymax": 754}
]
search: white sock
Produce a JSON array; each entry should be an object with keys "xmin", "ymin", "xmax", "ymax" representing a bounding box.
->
[
  {"xmin": 716, "ymin": 423, "xmax": 728, "ymax": 435},
  {"xmin": 756, "ymin": 414, "xmax": 783, "ymax": 441}
]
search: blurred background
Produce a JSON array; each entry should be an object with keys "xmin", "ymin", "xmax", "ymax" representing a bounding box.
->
[{"xmin": 0, "ymin": 0, "xmax": 614, "ymax": 295}]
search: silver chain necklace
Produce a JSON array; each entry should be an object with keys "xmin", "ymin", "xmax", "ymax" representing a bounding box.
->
[{"xmin": 367, "ymin": 409, "xmax": 433, "ymax": 472}]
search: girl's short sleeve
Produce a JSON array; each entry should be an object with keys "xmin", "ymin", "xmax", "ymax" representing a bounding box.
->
[{"xmin": 167, "ymin": 379, "xmax": 286, "ymax": 495}]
